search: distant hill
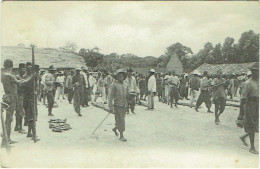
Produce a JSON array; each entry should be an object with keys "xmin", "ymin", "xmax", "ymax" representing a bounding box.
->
[{"xmin": 1, "ymin": 46, "xmax": 86, "ymax": 68}]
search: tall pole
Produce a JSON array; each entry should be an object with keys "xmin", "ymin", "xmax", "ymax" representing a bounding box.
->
[{"xmin": 30, "ymin": 44, "xmax": 37, "ymax": 143}]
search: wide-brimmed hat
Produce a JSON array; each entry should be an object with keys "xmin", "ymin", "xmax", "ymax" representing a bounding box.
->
[
  {"xmin": 247, "ymin": 71, "xmax": 252, "ymax": 76},
  {"xmin": 75, "ymin": 67, "xmax": 82, "ymax": 71},
  {"xmin": 249, "ymin": 62, "xmax": 259, "ymax": 71},
  {"xmin": 149, "ymin": 69, "xmax": 155, "ymax": 73},
  {"xmin": 26, "ymin": 62, "xmax": 32, "ymax": 68},
  {"xmin": 126, "ymin": 68, "xmax": 134, "ymax": 72},
  {"xmin": 164, "ymin": 75, "xmax": 170, "ymax": 80},
  {"xmin": 116, "ymin": 69, "xmax": 127, "ymax": 80},
  {"xmin": 192, "ymin": 70, "xmax": 200, "ymax": 75},
  {"xmin": 48, "ymin": 65, "xmax": 56, "ymax": 71}
]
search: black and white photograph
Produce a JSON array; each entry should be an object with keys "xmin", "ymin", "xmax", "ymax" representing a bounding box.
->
[{"xmin": 0, "ymin": 1, "xmax": 259, "ymax": 168}]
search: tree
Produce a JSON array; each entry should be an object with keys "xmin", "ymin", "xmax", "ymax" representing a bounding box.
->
[
  {"xmin": 238, "ymin": 30, "xmax": 259, "ymax": 62},
  {"xmin": 79, "ymin": 47, "xmax": 104, "ymax": 69},
  {"xmin": 210, "ymin": 43, "xmax": 223, "ymax": 64},
  {"xmin": 222, "ymin": 37, "xmax": 235, "ymax": 63}
]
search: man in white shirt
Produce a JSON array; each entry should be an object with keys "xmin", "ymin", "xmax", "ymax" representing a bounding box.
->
[
  {"xmin": 168, "ymin": 70, "xmax": 180, "ymax": 108},
  {"xmin": 124, "ymin": 68, "xmax": 138, "ymax": 114},
  {"xmin": 56, "ymin": 72, "xmax": 65, "ymax": 100},
  {"xmin": 85, "ymin": 70, "xmax": 96, "ymax": 105},
  {"xmin": 147, "ymin": 69, "xmax": 156, "ymax": 110}
]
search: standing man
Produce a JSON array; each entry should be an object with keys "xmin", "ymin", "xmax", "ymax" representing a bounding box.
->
[
  {"xmin": 147, "ymin": 69, "xmax": 156, "ymax": 110},
  {"xmin": 124, "ymin": 68, "xmax": 138, "ymax": 114},
  {"xmin": 109, "ymin": 69, "xmax": 128, "ymax": 142},
  {"xmin": 189, "ymin": 71, "xmax": 200, "ymax": 107},
  {"xmin": 1, "ymin": 59, "xmax": 34, "ymax": 145},
  {"xmin": 168, "ymin": 70, "xmax": 180, "ymax": 108},
  {"xmin": 164, "ymin": 74, "xmax": 170, "ymax": 105},
  {"xmin": 14, "ymin": 63, "xmax": 27, "ymax": 134},
  {"xmin": 138, "ymin": 75, "xmax": 146, "ymax": 101},
  {"xmin": 94, "ymin": 73, "xmax": 107, "ymax": 104},
  {"xmin": 105, "ymin": 72, "xmax": 114, "ymax": 104},
  {"xmin": 23, "ymin": 62, "xmax": 40, "ymax": 141},
  {"xmin": 65, "ymin": 70, "xmax": 74, "ymax": 104},
  {"xmin": 195, "ymin": 71, "xmax": 213, "ymax": 113},
  {"xmin": 72, "ymin": 67, "xmax": 85, "ymax": 116},
  {"xmin": 56, "ymin": 72, "xmax": 65, "ymax": 100},
  {"xmin": 44, "ymin": 65, "xmax": 56, "ymax": 116},
  {"xmin": 239, "ymin": 62, "xmax": 259, "ymax": 154},
  {"xmin": 212, "ymin": 70, "xmax": 228, "ymax": 125},
  {"xmin": 85, "ymin": 69, "xmax": 96, "ymax": 106}
]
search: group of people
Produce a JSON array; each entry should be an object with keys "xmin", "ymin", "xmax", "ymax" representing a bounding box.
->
[{"xmin": 1, "ymin": 58, "xmax": 259, "ymax": 153}]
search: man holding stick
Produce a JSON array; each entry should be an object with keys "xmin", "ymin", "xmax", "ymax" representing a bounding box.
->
[{"xmin": 109, "ymin": 69, "xmax": 128, "ymax": 142}]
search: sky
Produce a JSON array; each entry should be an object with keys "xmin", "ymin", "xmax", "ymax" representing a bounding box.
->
[{"xmin": 1, "ymin": 1, "xmax": 259, "ymax": 57}]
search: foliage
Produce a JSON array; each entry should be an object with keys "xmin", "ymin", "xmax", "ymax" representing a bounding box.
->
[{"xmin": 79, "ymin": 47, "xmax": 104, "ymax": 69}]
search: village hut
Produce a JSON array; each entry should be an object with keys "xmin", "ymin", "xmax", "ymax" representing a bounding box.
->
[
  {"xmin": 190, "ymin": 63, "xmax": 253, "ymax": 76},
  {"xmin": 166, "ymin": 53, "xmax": 183, "ymax": 75},
  {"xmin": 1, "ymin": 46, "xmax": 86, "ymax": 74}
]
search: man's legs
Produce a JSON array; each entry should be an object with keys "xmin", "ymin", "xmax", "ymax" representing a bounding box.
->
[
  {"xmin": 214, "ymin": 99, "xmax": 220, "ymax": 124},
  {"xmin": 57, "ymin": 86, "xmax": 61, "ymax": 99},
  {"xmin": 151, "ymin": 92, "xmax": 154, "ymax": 109},
  {"xmin": 5, "ymin": 94, "xmax": 17, "ymax": 144},
  {"xmin": 114, "ymin": 106, "xmax": 126, "ymax": 141},
  {"xmin": 47, "ymin": 91, "xmax": 54, "ymax": 116},
  {"xmin": 195, "ymin": 93, "xmax": 203, "ymax": 112},
  {"xmin": 217, "ymin": 97, "xmax": 226, "ymax": 122},
  {"xmin": 73, "ymin": 89, "xmax": 82, "ymax": 116}
]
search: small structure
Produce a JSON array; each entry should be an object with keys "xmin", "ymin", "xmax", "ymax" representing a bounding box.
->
[{"xmin": 166, "ymin": 53, "xmax": 183, "ymax": 75}]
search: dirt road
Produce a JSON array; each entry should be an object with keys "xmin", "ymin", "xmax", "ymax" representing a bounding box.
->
[{"xmin": 1, "ymin": 97, "xmax": 258, "ymax": 167}]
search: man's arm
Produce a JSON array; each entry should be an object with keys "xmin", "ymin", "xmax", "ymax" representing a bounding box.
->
[{"xmin": 108, "ymin": 83, "xmax": 115, "ymax": 112}]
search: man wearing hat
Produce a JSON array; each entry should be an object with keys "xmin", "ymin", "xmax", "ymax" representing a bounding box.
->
[
  {"xmin": 44, "ymin": 65, "xmax": 56, "ymax": 116},
  {"xmin": 124, "ymin": 68, "xmax": 138, "ymax": 114},
  {"xmin": 211, "ymin": 70, "xmax": 229, "ymax": 125},
  {"xmin": 168, "ymin": 70, "xmax": 180, "ymax": 108},
  {"xmin": 1, "ymin": 59, "xmax": 35, "ymax": 146},
  {"xmin": 195, "ymin": 71, "xmax": 212, "ymax": 113},
  {"xmin": 109, "ymin": 69, "xmax": 128, "ymax": 141},
  {"xmin": 147, "ymin": 69, "xmax": 157, "ymax": 110},
  {"xmin": 238, "ymin": 62, "xmax": 259, "ymax": 154},
  {"xmin": 163, "ymin": 74, "xmax": 170, "ymax": 104},
  {"xmin": 80, "ymin": 67, "xmax": 88, "ymax": 107},
  {"xmin": 72, "ymin": 67, "xmax": 85, "ymax": 116},
  {"xmin": 65, "ymin": 70, "xmax": 75, "ymax": 104},
  {"xmin": 189, "ymin": 70, "xmax": 200, "ymax": 107},
  {"xmin": 14, "ymin": 63, "xmax": 27, "ymax": 134},
  {"xmin": 23, "ymin": 62, "xmax": 40, "ymax": 141}
]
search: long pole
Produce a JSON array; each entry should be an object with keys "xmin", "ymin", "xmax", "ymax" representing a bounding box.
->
[
  {"xmin": 91, "ymin": 113, "xmax": 110, "ymax": 135},
  {"xmin": 30, "ymin": 44, "xmax": 37, "ymax": 143}
]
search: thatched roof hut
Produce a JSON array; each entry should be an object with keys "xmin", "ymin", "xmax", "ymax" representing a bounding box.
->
[
  {"xmin": 166, "ymin": 53, "xmax": 183, "ymax": 75},
  {"xmin": 190, "ymin": 63, "xmax": 253, "ymax": 76},
  {"xmin": 1, "ymin": 46, "xmax": 86, "ymax": 69}
]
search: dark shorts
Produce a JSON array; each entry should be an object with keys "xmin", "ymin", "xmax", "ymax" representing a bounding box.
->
[{"xmin": 244, "ymin": 98, "xmax": 259, "ymax": 133}]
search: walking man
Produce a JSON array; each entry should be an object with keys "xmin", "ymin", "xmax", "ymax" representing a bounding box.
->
[
  {"xmin": 189, "ymin": 70, "xmax": 200, "ymax": 107},
  {"xmin": 239, "ymin": 62, "xmax": 259, "ymax": 154},
  {"xmin": 212, "ymin": 70, "xmax": 228, "ymax": 125},
  {"xmin": 72, "ymin": 67, "xmax": 85, "ymax": 116},
  {"xmin": 147, "ymin": 69, "xmax": 156, "ymax": 110},
  {"xmin": 195, "ymin": 71, "xmax": 213, "ymax": 113},
  {"xmin": 44, "ymin": 65, "xmax": 56, "ymax": 116},
  {"xmin": 168, "ymin": 70, "xmax": 180, "ymax": 108},
  {"xmin": 65, "ymin": 70, "xmax": 74, "ymax": 104},
  {"xmin": 124, "ymin": 68, "xmax": 138, "ymax": 114},
  {"xmin": 109, "ymin": 69, "xmax": 128, "ymax": 141}
]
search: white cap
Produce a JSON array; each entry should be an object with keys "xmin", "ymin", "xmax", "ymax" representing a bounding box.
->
[
  {"xmin": 149, "ymin": 69, "xmax": 155, "ymax": 73},
  {"xmin": 192, "ymin": 70, "xmax": 200, "ymax": 75},
  {"xmin": 247, "ymin": 71, "xmax": 252, "ymax": 76}
]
